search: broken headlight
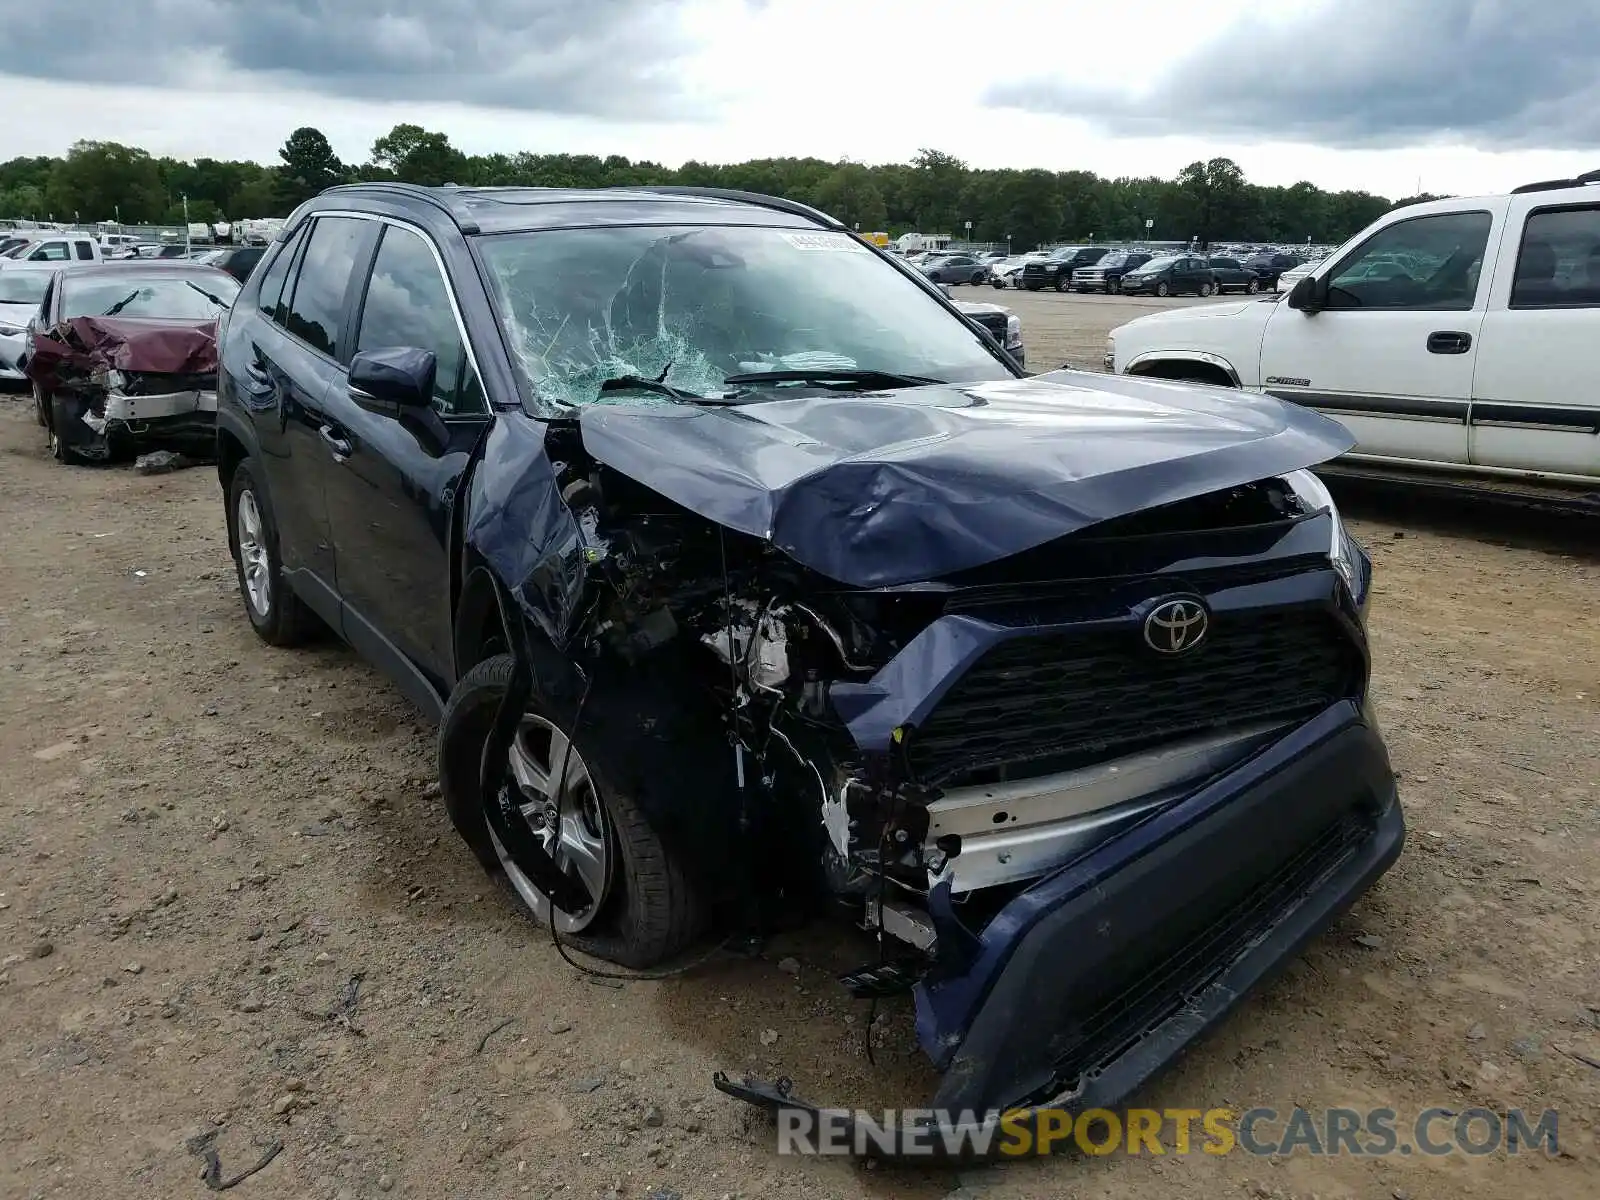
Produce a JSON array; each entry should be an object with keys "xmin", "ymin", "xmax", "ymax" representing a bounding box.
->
[{"xmin": 1283, "ymin": 468, "xmax": 1370, "ymax": 612}]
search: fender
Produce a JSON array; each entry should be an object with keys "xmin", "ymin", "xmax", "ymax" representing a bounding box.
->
[{"xmin": 1123, "ymin": 349, "xmax": 1242, "ymax": 387}]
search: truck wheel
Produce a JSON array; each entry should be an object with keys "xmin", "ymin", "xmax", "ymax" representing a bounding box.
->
[
  {"xmin": 1054, "ymin": 276, "xmax": 1071, "ymax": 292},
  {"xmin": 438, "ymin": 654, "xmax": 707, "ymax": 969},
  {"xmin": 1156, "ymin": 281, "xmax": 1171, "ymax": 297}
]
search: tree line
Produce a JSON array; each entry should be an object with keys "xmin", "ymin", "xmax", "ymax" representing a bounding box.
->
[{"xmin": 0, "ymin": 124, "xmax": 1439, "ymax": 251}]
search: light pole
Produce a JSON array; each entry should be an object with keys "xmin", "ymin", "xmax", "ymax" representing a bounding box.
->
[{"xmin": 114, "ymin": 204, "xmax": 120, "ymax": 227}]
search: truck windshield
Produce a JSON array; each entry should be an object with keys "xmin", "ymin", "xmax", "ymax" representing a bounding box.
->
[{"xmin": 476, "ymin": 226, "xmax": 1015, "ymax": 412}]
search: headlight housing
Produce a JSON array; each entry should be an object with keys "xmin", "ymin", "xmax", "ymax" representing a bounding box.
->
[
  {"xmin": 1103, "ymin": 335, "xmax": 1116, "ymax": 371},
  {"xmin": 1283, "ymin": 468, "xmax": 1370, "ymax": 611},
  {"xmin": 1004, "ymin": 313, "xmax": 1022, "ymax": 349}
]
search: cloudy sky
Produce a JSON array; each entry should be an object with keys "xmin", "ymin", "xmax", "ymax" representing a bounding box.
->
[{"xmin": 0, "ymin": 0, "xmax": 1595, "ymax": 198}]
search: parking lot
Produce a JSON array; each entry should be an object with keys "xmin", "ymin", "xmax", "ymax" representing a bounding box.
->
[{"xmin": 0, "ymin": 292, "xmax": 1596, "ymax": 1200}]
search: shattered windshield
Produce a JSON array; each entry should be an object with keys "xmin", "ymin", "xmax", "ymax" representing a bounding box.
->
[
  {"xmin": 61, "ymin": 272, "xmax": 239, "ymax": 321},
  {"xmin": 475, "ymin": 225, "xmax": 1014, "ymax": 412}
]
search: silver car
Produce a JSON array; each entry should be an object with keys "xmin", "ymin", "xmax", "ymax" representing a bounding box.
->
[{"xmin": 0, "ymin": 263, "xmax": 53, "ymax": 383}]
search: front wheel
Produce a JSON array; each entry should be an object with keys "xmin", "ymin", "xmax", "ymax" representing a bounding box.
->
[
  {"xmin": 31, "ymin": 381, "xmax": 48, "ymax": 427},
  {"xmin": 971, "ymin": 271, "xmax": 985, "ymax": 285},
  {"xmin": 1054, "ymin": 275, "xmax": 1071, "ymax": 292},
  {"xmin": 1156, "ymin": 281, "xmax": 1171, "ymax": 297},
  {"xmin": 438, "ymin": 654, "xmax": 707, "ymax": 968},
  {"xmin": 1199, "ymin": 281, "xmax": 1215, "ymax": 298},
  {"xmin": 1246, "ymin": 278, "xmax": 1261, "ymax": 294}
]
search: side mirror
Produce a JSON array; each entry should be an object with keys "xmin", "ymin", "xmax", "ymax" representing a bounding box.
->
[
  {"xmin": 349, "ymin": 347, "xmax": 436, "ymax": 409},
  {"xmin": 1286, "ymin": 275, "xmax": 1322, "ymax": 313}
]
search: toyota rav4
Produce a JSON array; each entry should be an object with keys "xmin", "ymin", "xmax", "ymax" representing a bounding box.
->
[{"xmin": 215, "ymin": 183, "xmax": 1403, "ymax": 1145}]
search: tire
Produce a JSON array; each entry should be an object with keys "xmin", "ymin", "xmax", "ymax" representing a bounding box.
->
[
  {"xmin": 226, "ymin": 458, "xmax": 320, "ymax": 646},
  {"xmin": 1200, "ymin": 281, "xmax": 1215, "ymax": 298},
  {"xmin": 31, "ymin": 381, "xmax": 47, "ymax": 427},
  {"xmin": 1110, "ymin": 278, "xmax": 1122, "ymax": 293},
  {"xmin": 971, "ymin": 271, "xmax": 985, "ymax": 285},
  {"xmin": 1246, "ymin": 278, "xmax": 1261, "ymax": 294},
  {"xmin": 438, "ymin": 654, "xmax": 707, "ymax": 969},
  {"xmin": 1156, "ymin": 281, "xmax": 1171, "ymax": 298},
  {"xmin": 991, "ymin": 279, "xmax": 1005, "ymax": 290},
  {"xmin": 1054, "ymin": 275, "xmax": 1071, "ymax": 292},
  {"xmin": 45, "ymin": 393, "xmax": 91, "ymax": 464}
]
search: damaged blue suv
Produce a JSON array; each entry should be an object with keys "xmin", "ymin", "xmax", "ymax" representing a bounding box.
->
[{"xmin": 215, "ymin": 183, "xmax": 1403, "ymax": 1146}]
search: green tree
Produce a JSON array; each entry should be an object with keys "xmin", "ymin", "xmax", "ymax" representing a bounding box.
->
[
  {"xmin": 370, "ymin": 124, "xmax": 466, "ymax": 186},
  {"xmin": 813, "ymin": 163, "xmax": 887, "ymax": 230},
  {"xmin": 1175, "ymin": 157, "xmax": 1250, "ymax": 246},
  {"xmin": 45, "ymin": 141, "xmax": 166, "ymax": 223},
  {"xmin": 277, "ymin": 127, "xmax": 344, "ymax": 208}
]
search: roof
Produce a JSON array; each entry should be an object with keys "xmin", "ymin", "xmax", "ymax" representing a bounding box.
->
[
  {"xmin": 50, "ymin": 261, "xmax": 237, "ymax": 281},
  {"xmin": 308, "ymin": 182, "xmax": 844, "ymax": 236}
]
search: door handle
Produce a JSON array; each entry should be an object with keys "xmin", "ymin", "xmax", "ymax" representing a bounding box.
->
[
  {"xmin": 319, "ymin": 424, "xmax": 352, "ymax": 459},
  {"xmin": 1427, "ymin": 331, "xmax": 1472, "ymax": 354}
]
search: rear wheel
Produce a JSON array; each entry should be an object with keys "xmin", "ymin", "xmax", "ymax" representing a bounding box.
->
[
  {"xmin": 227, "ymin": 459, "xmax": 320, "ymax": 646},
  {"xmin": 438, "ymin": 654, "xmax": 707, "ymax": 968},
  {"xmin": 970, "ymin": 270, "xmax": 985, "ymax": 285}
]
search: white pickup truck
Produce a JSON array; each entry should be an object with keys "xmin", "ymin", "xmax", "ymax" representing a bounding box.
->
[
  {"xmin": 1105, "ymin": 173, "xmax": 1600, "ymax": 497},
  {"xmin": 0, "ymin": 231, "xmax": 104, "ymax": 265}
]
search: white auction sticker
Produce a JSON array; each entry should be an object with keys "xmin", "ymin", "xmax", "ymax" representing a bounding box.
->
[{"xmin": 782, "ymin": 232, "xmax": 870, "ymax": 253}]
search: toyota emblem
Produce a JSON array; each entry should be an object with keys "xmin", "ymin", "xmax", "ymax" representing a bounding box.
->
[{"xmin": 1143, "ymin": 598, "xmax": 1209, "ymax": 654}]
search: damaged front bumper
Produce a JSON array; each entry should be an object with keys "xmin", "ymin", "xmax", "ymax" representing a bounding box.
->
[
  {"xmin": 53, "ymin": 385, "xmax": 218, "ymax": 460},
  {"xmin": 718, "ymin": 699, "xmax": 1403, "ymax": 1159}
]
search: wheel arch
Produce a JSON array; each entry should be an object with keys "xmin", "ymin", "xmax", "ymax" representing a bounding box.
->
[{"xmin": 1124, "ymin": 351, "xmax": 1241, "ymax": 389}]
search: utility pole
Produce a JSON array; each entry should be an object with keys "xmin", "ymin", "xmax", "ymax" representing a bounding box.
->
[{"xmin": 183, "ymin": 195, "xmax": 191, "ymax": 255}]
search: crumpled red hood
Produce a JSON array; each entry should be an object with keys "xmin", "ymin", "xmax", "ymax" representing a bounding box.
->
[{"xmin": 25, "ymin": 317, "xmax": 218, "ymax": 386}]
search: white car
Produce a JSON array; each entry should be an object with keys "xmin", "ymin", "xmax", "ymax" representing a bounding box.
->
[
  {"xmin": 1105, "ymin": 175, "xmax": 1600, "ymax": 496},
  {"xmin": 0, "ymin": 232, "xmax": 103, "ymax": 265},
  {"xmin": 0, "ymin": 263, "xmax": 52, "ymax": 382},
  {"xmin": 1274, "ymin": 259, "xmax": 1319, "ymax": 293}
]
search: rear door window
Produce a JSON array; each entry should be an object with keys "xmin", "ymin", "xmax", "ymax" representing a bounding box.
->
[
  {"xmin": 282, "ymin": 216, "xmax": 370, "ymax": 357},
  {"xmin": 255, "ymin": 227, "xmax": 305, "ymax": 325},
  {"xmin": 73, "ymin": 241, "xmax": 94, "ymax": 260},
  {"xmin": 1510, "ymin": 204, "xmax": 1600, "ymax": 308}
]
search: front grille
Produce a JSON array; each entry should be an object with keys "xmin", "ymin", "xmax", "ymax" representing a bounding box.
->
[
  {"xmin": 117, "ymin": 370, "xmax": 216, "ymax": 395},
  {"xmin": 906, "ymin": 608, "xmax": 1360, "ymax": 787},
  {"xmin": 1043, "ymin": 808, "xmax": 1373, "ymax": 1098},
  {"xmin": 966, "ymin": 311, "xmax": 1008, "ymax": 341}
]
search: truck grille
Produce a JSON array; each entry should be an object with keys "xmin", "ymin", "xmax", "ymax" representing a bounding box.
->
[
  {"xmin": 906, "ymin": 608, "xmax": 1361, "ymax": 787},
  {"xmin": 965, "ymin": 311, "xmax": 1008, "ymax": 341}
]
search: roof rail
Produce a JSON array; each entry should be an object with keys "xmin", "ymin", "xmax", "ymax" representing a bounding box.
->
[
  {"xmin": 627, "ymin": 186, "xmax": 844, "ymax": 229},
  {"xmin": 1511, "ymin": 169, "xmax": 1600, "ymax": 195},
  {"xmin": 316, "ymin": 182, "xmax": 481, "ymax": 233}
]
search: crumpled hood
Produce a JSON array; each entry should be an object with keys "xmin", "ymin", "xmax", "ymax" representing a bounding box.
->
[
  {"xmin": 577, "ymin": 368, "xmax": 1354, "ymax": 588},
  {"xmin": 25, "ymin": 316, "xmax": 218, "ymax": 387}
]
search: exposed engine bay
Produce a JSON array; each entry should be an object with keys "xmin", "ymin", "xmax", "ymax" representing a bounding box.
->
[{"xmin": 534, "ymin": 420, "xmax": 1352, "ymax": 991}]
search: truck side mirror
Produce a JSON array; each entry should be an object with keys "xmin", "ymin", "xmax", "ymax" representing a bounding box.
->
[{"xmin": 1286, "ymin": 275, "xmax": 1323, "ymax": 313}]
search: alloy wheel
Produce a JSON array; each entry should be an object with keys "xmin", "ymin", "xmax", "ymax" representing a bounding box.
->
[
  {"xmin": 235, "ymin": 489, "xmax": 272, "ymax": 617},
  {"xmin": 491, "ymin": 715, "xmax": 613, "ymax": 933}
]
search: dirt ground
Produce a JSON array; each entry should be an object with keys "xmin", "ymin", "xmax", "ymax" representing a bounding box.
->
[{"xmin": 1, "ymin": 294, "xmax": 1597, "ymax": 1200}]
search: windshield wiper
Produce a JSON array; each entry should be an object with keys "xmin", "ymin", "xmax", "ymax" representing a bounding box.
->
[
  {"xmin": 596, "ymin": 375, "xmax": 744, "ymax": 406},
  {"xmin": 720, "ymin": 369, "xmax": 942, "ymax": 389},
  {"xmin": 102, "ymin": 290, "xmax": 144, "ymax": 317},
  {"xmin": 185, "ymin": 280, "xmax": 230, "ymax": 309}
]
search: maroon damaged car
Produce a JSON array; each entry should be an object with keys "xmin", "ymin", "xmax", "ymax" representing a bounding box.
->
[{"xmin": 24, "ymin": 262, "xmax": 239, "ymax": 463}]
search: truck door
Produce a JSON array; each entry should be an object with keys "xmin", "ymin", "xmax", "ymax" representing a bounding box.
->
[
  {"xmin": 1469, "ymin": 199, "xmax": 1600, "ymax": 482},
  {"xmin": 1259, "ymin": 207, "xmax": 1500, "ymax": 466}
]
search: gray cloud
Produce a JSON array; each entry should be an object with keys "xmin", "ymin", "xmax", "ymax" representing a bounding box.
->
[
  {"xmin": 0, "ymin": 0, "xmax": 717, "ymax": 121},
  {"xmin": 984, "ymin": 1, "xmax": 1600, "ymax": 150}
]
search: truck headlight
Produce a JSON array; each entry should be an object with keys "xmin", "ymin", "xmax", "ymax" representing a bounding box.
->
[
  {"xmin": 1103, "ymin": 336, "xmax": 1116, "ymax": 371},
  {"xmin": 1283, "ymin": 468, "xmax": 1370, "ymax": 611},
  {"xmin": 1004, "ymin": 314, "xmax": 1022, "ymax": 349}
]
